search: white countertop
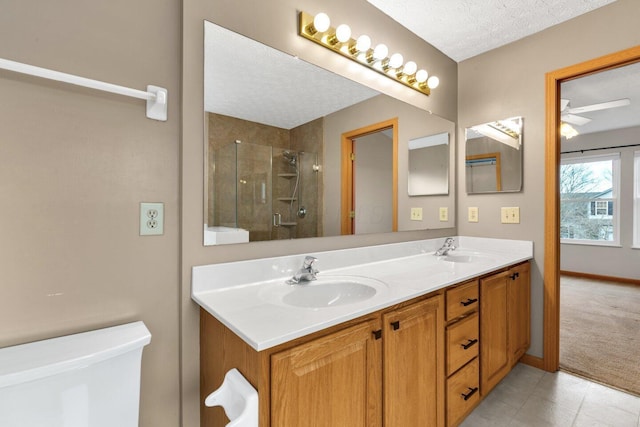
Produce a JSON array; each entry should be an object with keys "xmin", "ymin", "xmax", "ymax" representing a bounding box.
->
[{"xmin": 192, "ymin": 236, "xmax": 533, "ymax": 351}]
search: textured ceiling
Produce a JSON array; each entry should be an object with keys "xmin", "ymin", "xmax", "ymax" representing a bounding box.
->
[
  {"xmin": 204, "ymin": 21, "xmax": 379, "ymax": 130},
  {"xmin": 561, "ymin": 62, "xmax": 640, "ymax": 135},
  {"xmin": 205, "ymin": 3, "xmax": 638, "ymax": 137},
  {"xmin": 366, "ymin": 0, "xmax": 618, "ymax": 62}
]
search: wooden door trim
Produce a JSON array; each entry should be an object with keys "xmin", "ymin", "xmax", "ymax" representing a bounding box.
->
[
  {"xmin": 341, "ymin": 118, "xmax": 399, "ymax": 235},
  {"xmin": 543, "ymin": 45, "xmax": 640, "ymax": 372},
  {"xmin": 465, "ymin": 152, "xmax": 502, "ymax": 191}
]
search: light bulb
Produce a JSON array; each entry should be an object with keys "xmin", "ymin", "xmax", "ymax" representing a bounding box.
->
[
  {"xmin": 403, "ymin": 61, "xmax": 417, "ymax": 75},
  {"xmin": 388, "ymin": 53, "xmax": 403, "ymax": 69},
  {"xmin": 313, "ymin": 13, "xmax": 331, "ymax": 33},
  {"xmin": 415, "ymin": 69, "xmax": 428, "ymax": 83},
  {"xmin": 335, "ymin": 24, "xmax": 351, "ymax": 43},
  {"xmin": 355, "ymin": 35, "xmax": 371, "ymax": 52},
  {"xmin": 427, "ymin": 76, "xmax": 440, "ymax": 89},
  {"xmin": 373, "ymin": 44, "xmax": 388, "ymax": 60}
]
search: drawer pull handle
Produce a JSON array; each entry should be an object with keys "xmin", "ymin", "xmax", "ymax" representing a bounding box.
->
[
  {"xmin": 460, "ymin": 298, "xmax": 478, "ymax": 307},
  {"xmin": 461, "ymin": 387, "xmax": 479, "ymax": 401},
  {"xmin": 372, "ymin": 329, "xmax": 382, "ymax": 340},
  {"xmin": 509, "ymin": 272, "xmax": 520, "ymax": 280},
  {"xmin": 461, "ymin": 338, "xmax": 478, "ymax": 350},
  {"xmin": 390, "ymin": 321, "xmax": 400, "ymax": 331}
]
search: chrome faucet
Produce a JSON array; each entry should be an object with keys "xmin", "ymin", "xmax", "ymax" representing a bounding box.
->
[
  {"xmin": 435, "ymin": 237, "xmax": 456, "ymax": 256},
  {"xmin": 288, "ymin": 256, "xmax": 319, "ymax": 284}
]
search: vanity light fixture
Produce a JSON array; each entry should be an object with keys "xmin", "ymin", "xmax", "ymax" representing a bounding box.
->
[{"xmin": 298, "ymin": 11, "xmax": 439, "ymax": 96}]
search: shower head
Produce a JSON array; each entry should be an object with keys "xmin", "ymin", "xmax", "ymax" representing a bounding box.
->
[{"xmin": 282, "ymin": 150, "xmax": 297, "ymax": 166}]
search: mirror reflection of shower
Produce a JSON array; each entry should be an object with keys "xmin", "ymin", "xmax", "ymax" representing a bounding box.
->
[
  {"xmin": 281, "ymin": 150, "xmax": 307, "ymax": 221},
  {"xmin": 210, "ymin": 139, "xmax": 319, "ymax": 242}
]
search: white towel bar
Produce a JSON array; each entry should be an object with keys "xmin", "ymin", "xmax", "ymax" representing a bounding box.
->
[{"xmin": 0, "ymin": 58, "xmax": 167, "ymax": 121}]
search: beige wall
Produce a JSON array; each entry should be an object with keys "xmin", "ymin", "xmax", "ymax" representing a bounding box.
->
[
  {"xmin": 8, "ymin": 1, "xmax": 636, "ymax": 426},
  {"xmin": 182, "ymin": 0, "xmax": 457, "ymax": 425},
  {"xmin": 323, "ymin": 94, "xmax": 456, "ymax": 234},
  {"xmin": 458, "ymin": 0, "xmax": 640, "ymax": 358},
  {"xmin": 0, "ymin": 1, "xmax": 181, "ymax": 427}
]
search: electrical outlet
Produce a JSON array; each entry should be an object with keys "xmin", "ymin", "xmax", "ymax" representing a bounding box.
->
[
  {"xmin": 500, "ymin": 207, "xmax": 520, "ymax": 224},
  {"xmin": 410, "ymin": 207, "xmax": 423, "ymax": 221},
  {"xmin": 140, "ymin": 202, "xmax": 164, "ymax": 235},
  {"xmin": 439, "ymin": 207, "xmax": 448, "ymax": 222},
  {"xmin": 468, "ymin": 207, "xmax": 479, "ymax": 223}
]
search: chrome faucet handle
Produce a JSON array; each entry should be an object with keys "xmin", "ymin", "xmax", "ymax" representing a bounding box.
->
[{"xmin": 302, "ymin": 256, "xmax": 318, "ymax": 271}]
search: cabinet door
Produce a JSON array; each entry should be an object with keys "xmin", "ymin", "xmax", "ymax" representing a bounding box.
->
[
  {"xmin": 509, "ymin": 262, "xmax": 531, "ymax": 366},
  {"xmin": 480, "ymin": 271, "xmax": 510, "ymax": 395},
  {"xmin": 383, "ymin": 295, "xmax": 445, "ymax": 427},
  {"xmin": 271, "ymin": 319, "xmax": 382, "ymax": 427}
]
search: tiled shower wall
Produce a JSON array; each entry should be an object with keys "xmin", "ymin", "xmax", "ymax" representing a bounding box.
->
[{"xmin": 207, "ymin": 113, "xmax": 323, "ymax": 241}]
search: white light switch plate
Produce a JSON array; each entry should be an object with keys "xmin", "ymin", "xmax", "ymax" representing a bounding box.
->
[
  {"xmin": 439, "ymin": 207, "xmax": 448, "ymax": 222},
  {"xmin": 410, "ymin": 207, "xmax": 423, "ymax": 221},
  {"xmin": 468, "ymin": 207, "xmax": 479, "ymax": 222},
  {"xmin": 500, "ymin": 207, "xmax": 520, "ymax": 224}
]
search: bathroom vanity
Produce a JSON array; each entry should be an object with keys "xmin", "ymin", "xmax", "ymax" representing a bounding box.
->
[{"xmin": 192, "ymin": 237, "xmax": 532, "ymax": 426}]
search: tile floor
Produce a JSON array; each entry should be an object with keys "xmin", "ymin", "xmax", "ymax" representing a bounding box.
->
[{"xmin": 460, "ymin": 364, "xmax": 640, "ymax": 427}]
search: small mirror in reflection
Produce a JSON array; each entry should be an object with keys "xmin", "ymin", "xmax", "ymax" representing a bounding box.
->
[
  {"xmin": 408, "ymin": 132, "xmax": 449, "ymax": 196},
  {"xmin": 465, "ymin": 117, "xmax": 523, "ymax": 194}
]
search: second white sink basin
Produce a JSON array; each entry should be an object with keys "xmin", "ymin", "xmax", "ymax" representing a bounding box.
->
[
  {"xmin": 439, "ymin": 250, "xmax": 494, "ymax": 264},
  {"xmin": 265, "ymin": 275, "xmax": 388, "ymax": 309}
]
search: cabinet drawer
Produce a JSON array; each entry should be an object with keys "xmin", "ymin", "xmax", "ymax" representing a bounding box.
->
[
  {"xmin": 446, "ymin": 280, "xmax": 479, "ymax": 321},
  {"xmin": 446, "ymin": 313, "xmax": 479, "ymax": 375},
  {"xmin": 447, "ymin": 358, "xmax": 479, "ymax": 427}
]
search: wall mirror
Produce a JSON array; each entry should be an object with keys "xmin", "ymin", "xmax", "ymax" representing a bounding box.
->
[
  {"xmin": 465, "ymin": 117, "xmax": 523, "ymax": 193},
  {"xmin": 408, "ymin": 132, "xmax": 449, "ymax": 196},
  {"xmin": 204, "ymin": 21, "xmax": 455, "ymax": 245}
]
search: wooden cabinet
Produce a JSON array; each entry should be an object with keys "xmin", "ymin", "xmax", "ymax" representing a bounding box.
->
[
  {"xmin": 444, "ymin": 280, "xmax": 480, "ymax": 427},
  {"xmin": 271, "ymin": 295, "xmax": 444, "ymax": 427},
  {"xmin": 383, "ymin": 296, "xmax": 444, "ymax": 427},
  {"xmin": 200, "ymin": 261, "xmax": 530, "ymax": 427},
  {"xmin": 201, "ymin": 294, "xmax": 444, "ymax": 427},
  {"xmin": 480, "ymin": 262, "xmax": 531, "ymax": 395},
  {"xmin": 508, "ymin": 262, "xmax": 531, "ymax": 366},
  {"xmin": 447, "ymin": 359, "xmax": 479, "ymax": 427},
  {"xmin": 271, "ymin": 319, "xmax": 382, "ymax": 427},
  {"xmin": 479, "ymin": 270, "xmax": 510, "ymax": 395}
]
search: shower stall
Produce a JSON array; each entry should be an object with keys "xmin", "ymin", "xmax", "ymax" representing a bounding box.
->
[{"xmin": 210, "ymin": 141, "xmax": 319, "ymax": 242}]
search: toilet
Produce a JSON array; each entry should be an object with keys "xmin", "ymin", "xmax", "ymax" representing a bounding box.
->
[{"xmin": 0, "ymin": 321, "xmax": 151, "ymax": 427}]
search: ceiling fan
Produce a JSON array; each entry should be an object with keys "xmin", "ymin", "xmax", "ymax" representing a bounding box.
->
[{"xmin": 560, "ymin": 98, "xmax": 631, "ymax": 126}]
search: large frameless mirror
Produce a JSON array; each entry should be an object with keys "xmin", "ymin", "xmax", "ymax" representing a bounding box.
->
[{"xmin": 203, "ymin": 21, "xmax": 455, "ymax": 245}]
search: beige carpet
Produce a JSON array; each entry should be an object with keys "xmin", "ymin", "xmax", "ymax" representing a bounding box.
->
[{"xmin": 560, "ymin": 276, "xmax": 640, "ymax": 396}]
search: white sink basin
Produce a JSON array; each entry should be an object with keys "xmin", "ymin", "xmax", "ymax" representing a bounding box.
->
[
  {"xmin": 439, "ymin": 250, "xmax": 493, "ymax": 264},
  {"xmin": 267, "ymin": 276, "xmax": 387, "ymax": 308}
]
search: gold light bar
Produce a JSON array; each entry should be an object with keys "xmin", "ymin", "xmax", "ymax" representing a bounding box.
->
[{"xmin": 298, "ymin": 11, "xmax": 438, "ymax": 96}]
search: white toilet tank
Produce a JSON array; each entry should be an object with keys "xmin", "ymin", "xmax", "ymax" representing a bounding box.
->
[{"xmin": 0, "ymin": 321, "xmax": 151, "ymax": 427}]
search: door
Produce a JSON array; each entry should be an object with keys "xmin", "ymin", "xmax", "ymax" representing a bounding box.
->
[
  {"xmin": 544, "ymin": 46, "xmax": 640, "ymax": 372},
  {"xmin": 270, "ymin": 319, "xmax": 382, "ymax": 427},
  {"xmin": 340, "ymin": 118, "xmax": 398, "ymax": 235},
  {"xmin": 508, "ymin": 262, "xmax": 531, "ymax": 366},
  {"xmin": 480, "ymin": 270, "xmax": 510, "ymax": 395},
  {"xmin": 383, "ymin": 296, "xmax": 445, "ymax": 427}
]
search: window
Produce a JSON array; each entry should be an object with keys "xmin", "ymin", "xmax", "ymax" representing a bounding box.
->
[
  {"xmin": 560, "ymin": 153, "xmax": 620, "ymax": 245},
  {"xmin": 634, "ymin": 151, "xmax": 640, "ymax": 248}
]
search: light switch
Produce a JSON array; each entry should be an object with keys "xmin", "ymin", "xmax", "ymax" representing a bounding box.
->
[
  {"xmin": 501, "ymin": 207, "xmax": 520, "ymax": 224},
  {"xmin": 410, "ymin": 207, "xmax": 423, "ymax": 221},
  {"xmin": 468, "ymin": 207, "xmax": 479, "ymax": 222},
  {"xmin": 439, "ymin": 207, "xmax": 448, "ymax": 222}
]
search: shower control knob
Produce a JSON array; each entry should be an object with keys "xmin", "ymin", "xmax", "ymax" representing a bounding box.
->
[{"xmin": 297, "ymin": 207, "xmax": 307, "ymax": 218}]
